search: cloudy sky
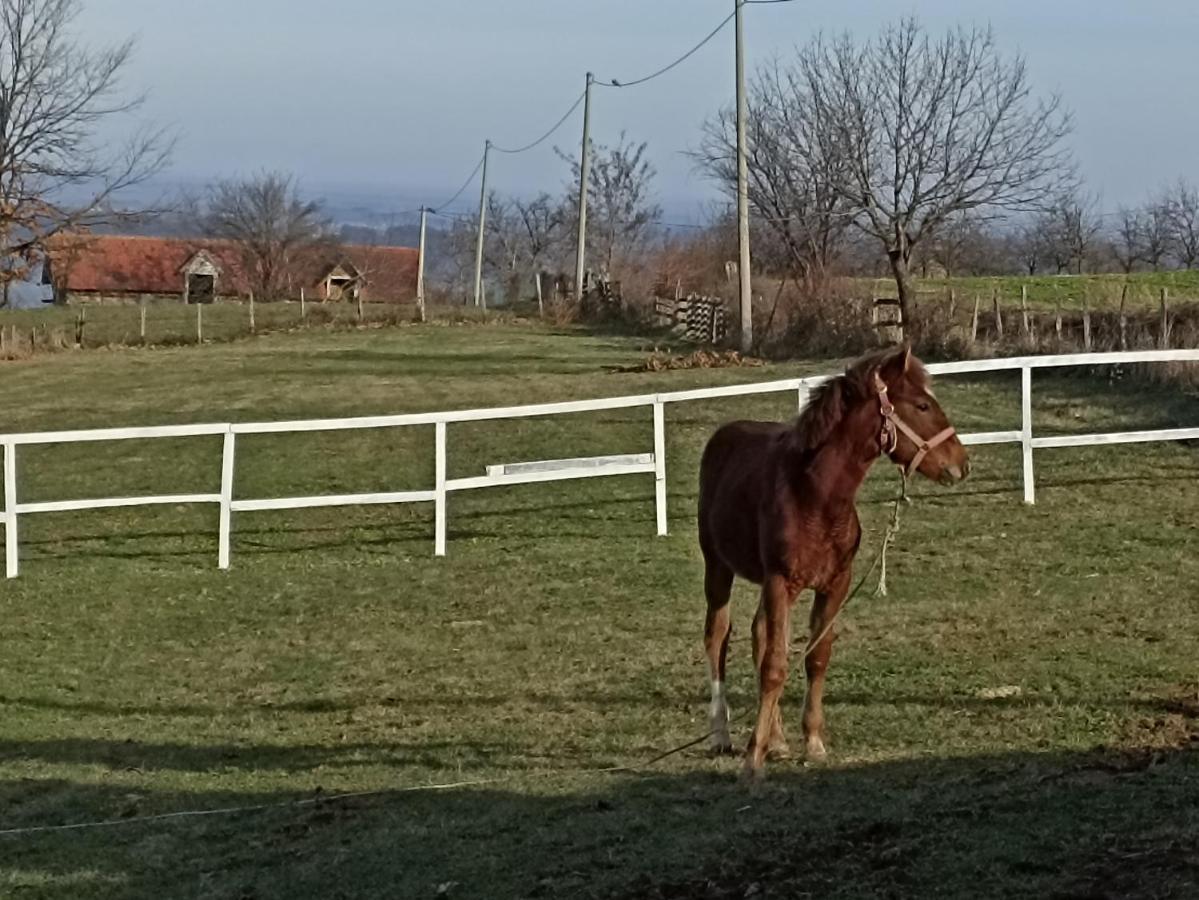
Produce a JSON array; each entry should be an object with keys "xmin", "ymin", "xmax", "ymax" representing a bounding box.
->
[{"xmin": 81, "ymin": 0, "xmax": 1199, "ymax": 220}]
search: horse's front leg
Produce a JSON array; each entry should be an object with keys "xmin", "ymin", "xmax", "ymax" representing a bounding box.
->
[
  {"xmin": 802, "ymin": 566, "xmax": 853, "ymax": 762},
  {"xmin": 743, "ymin": 574, "xmax": 792, "ymax": 779},
  {"xmin": 751, "ymin": 601, "xmax": 789, "ymax": 759}
]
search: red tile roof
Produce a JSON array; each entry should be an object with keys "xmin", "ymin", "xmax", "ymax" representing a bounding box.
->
[{"xmin": 44, "ymin": 234, "xmax": 418, "ymax": 301}]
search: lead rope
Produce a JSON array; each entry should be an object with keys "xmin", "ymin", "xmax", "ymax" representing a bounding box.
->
[{"xmin": 874, "ymin": 468, "xmax": 910, "ymax": 598}]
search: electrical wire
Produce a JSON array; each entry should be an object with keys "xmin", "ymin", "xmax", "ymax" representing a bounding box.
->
[
  {"xmin": 492, "ymin": 91, "xmax": 587, "ymax": 155},
  {"xmin": 598, "ymin": 9, "xmax": 737, "ymax": 89},
  {"xmin": 429, "ymin": 154, "xmax": 486, "ymax": 213}
]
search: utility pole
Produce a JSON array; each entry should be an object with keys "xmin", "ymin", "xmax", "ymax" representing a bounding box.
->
[
  {"xmin": 473, "ymin": 140, "xmax": 491, "ymax": 309},
  {"xmin": 734, "ymin": 0, "xmax": 753, "ymax": 353},
  {"xmin": 573, "ymin": 72, "xmax": 594, "ymax": 306},
  {"xmin": 416, "ymin": 206, "xmax": 428, "ymax": 322}
]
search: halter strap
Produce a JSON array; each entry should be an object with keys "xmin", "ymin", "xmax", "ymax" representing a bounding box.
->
[{"xmin": 873, "ymin": 372, "xmax": 956, "ymax": 479}]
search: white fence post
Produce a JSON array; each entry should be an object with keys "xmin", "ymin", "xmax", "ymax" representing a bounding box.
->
[
  {"xmin": 435, "ymin": 421, "xmax": 447, "ymax": 556},
  {"xmin": 1021, "ymin": 365, "xmax": 1035, "ymax": 505},
  {"xmin": 4, "ymin": 441, "xmax": 16, "ymax": 579},
  {"xmin": 797, "ymin": 383, "xmax": 811, "ymax": 415},
  {"xmin": 218, "ymin": 430, "xmax": 236, "ymax": 569},
  {"xmin": 653, "ymin": 400, "xmax": 668, "ymax": 536}
]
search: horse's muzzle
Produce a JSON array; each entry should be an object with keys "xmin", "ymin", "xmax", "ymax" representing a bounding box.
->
[{"xmin": 940, "ymin": 459, "xmax": 970, "ymax": 484}]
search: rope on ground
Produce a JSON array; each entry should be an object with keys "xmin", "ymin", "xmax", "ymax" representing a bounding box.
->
[{"xmin": 0, "ymin": 478, "xmax": 912, "ymax": 840}]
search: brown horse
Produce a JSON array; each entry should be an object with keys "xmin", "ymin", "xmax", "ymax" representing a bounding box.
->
[{"xmin": 697, "ymin": 346, "xmax": 969, "ymax": 778}]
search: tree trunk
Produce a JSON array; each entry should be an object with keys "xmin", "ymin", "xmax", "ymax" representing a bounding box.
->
[{"xmin": 886, "ymin": 249, "xmax": 913, "ymax": 341}]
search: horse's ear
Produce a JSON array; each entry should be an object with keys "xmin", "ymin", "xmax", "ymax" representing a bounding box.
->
[{"xmin": 877, "ymin": 343, "xmax": 911, "ymax": 382}]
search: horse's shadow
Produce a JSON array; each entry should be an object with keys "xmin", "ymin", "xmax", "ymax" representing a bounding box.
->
[{"xmin": 4, "ymin": 741, "xmax": 1198, "ymax": 899}]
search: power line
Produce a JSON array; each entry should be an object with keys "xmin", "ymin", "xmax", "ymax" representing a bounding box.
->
[
  {"xmin": 492, "ymin": 91, "xmax": 587, "ymax": 155},
  {"xmin": 429, "ymin": 154, "xmax": 486, "ymax": 213},
  {"xmin": 598, "ymin": 9, "xmax": 737, "ymax": 89}
]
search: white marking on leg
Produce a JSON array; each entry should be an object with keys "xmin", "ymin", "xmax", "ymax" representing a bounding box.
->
[{"xmin": 705, "ymin": 656, "xmax": 733, "ymax": 750}]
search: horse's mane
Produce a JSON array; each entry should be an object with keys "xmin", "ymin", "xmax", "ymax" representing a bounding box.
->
[{"xmin": 789, "ymin": 348, "xmax": 930, "ymax": 453}]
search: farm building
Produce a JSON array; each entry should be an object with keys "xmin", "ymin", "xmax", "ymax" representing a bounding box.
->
[{"xmin": 41, "ymin": 234, "xmax": 419, "ymax": 304}]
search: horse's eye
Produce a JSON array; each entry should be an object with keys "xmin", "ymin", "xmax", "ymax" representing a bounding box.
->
[{"xmin": 916, "ymin": 402, "xmax": 931, "ymax": 412}]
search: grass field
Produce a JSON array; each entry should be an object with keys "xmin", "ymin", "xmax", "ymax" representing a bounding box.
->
[
  {"xmin": 1, "ymin": 325, "xmax": 1198, "ymax": 899},
  {"xmin": 906, "ymin": 269, "xmax": 1199, "ymax": 312},
  {"xmin": 0, "ymin": 299, "xmax": 444, "ymax": 357}
]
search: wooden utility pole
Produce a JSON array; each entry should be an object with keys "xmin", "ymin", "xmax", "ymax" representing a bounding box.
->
[
  {"xmin": 573, "ymin": 73, "xmax": 594, "ymax": 306},
  {"xmin": 416, "ymin": 206, "xmax": 428, "ymax": 322},
  {"xmin": 734, "ymin": 0, "xmax": 753, "ymax": 353},
  {"xmin": 473, "ymin": 140, "xmax": 491, "ymax": 309}
]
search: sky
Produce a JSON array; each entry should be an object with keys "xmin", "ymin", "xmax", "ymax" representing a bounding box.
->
[{"xmin": 79, "ymin": 0, "xmax": 1199, "ymax": 223}]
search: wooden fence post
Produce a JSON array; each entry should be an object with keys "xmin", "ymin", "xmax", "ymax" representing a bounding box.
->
[
  {"xmin": 196, "ymin": 303, "xmax": 203, "ymax": 344},
  {"xmin": 249, "ymin": 291, "xmax": 256, "ymax": 334},
  {"xmin": 970, "ymin": 294, "xmax": 980, "ymax": 344},
  {"xmin": 140, "ymin": 299, "xmax": 147, "ymax": 343},
  {"xmin": 1160, "ymin": 287, "xmax": 1170, "ymax": 348},
  {"xmin": 300, "ymin": 287, "xmax": 306, "ymax": 322},
  {"xmin": 1082, "ymin": 297, "xmax": 1092, "ymax": 351},
  {"xmin": 356, "ymin": 292, "xmax": 363, "ymax": 323},
  {"xmin": 1118, "ymin": 284, "xmax": 1128, "ymax": 350},
  {"xmin": 1020, "ymin": 285, "xmax": 1030, "ymax": 338},
  {"xmin": 992, "ymin": 286, "xmax": 1004, "ymax": 341},
  {"xmin": 1054, "ymin": 301, "xmax": 1063, "ymax": 345}
]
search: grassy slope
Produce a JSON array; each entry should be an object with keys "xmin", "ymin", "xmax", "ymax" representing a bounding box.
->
[
  {"xmin": 1, "ymin": 326, "xmax": 1198, "ymax": 899},
  {"xmin": 908, "ymin": 269, "xmax": 1199, "ymax": 311}
]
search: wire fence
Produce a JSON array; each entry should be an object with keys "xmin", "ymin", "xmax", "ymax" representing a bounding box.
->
[{"xmin": 0, "ymin": 299, "xmax": 451, "ymax": 358}]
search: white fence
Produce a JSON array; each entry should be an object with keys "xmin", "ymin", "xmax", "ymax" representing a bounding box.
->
[{"xmin": 3, "ymin": 349, "xmax": 1199, "ymax": 579}]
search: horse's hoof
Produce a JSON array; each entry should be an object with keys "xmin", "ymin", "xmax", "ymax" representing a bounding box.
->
[
  {"xmin": 804, "ymin": 740, "xmax": 829, "ymax": 765},
  {"xmin": 709, "ymin": 739, "xmax": 737, "ymax": 757},
  {"xmin": 766, "ymin": 742, "xmax": 792, "ymax": 762},
  {"xmin": 739, "ymin": 759, "xmax": 766, "ymax": 784}
]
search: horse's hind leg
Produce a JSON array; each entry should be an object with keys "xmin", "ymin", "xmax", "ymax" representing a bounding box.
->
[{"xmin": 703, "ymin": 558, "xmax": 735, "ymax": 754}]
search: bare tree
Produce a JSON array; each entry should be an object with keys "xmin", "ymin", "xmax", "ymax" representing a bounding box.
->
[
  {"xmin": 1111, "ymin": 206, "xmax": 1144, "ymax": 274},
  {"xmin": 1039, "ymin": 190, "xmax": 1102, "ymax": 274},
  {"xmin": 0, "ymin": 0, "xmax": 172, "ymax": 305},
  {"xmin": 557, "ymin": 132, "xmax": 662, "ymax": 277},
  {"xmin": 206, "ymin": 172, "xmax": 329, "ymax": 300},
  {"xmin": 924, "ymin": 213, "xmax": 997, "ymax": 277},
  {"xmin": 695, "ymin": 59, "xmax": 854, "ymax": 287},
  {"xmin": 512, "ymin": 193, "xmax": 566, "ymax": 312},
  {"xmin": 513, "ymin": 193, "xmax": 566, "ymax": 271},
  {"xmin": 1164, "ymin": 178, "xmax": 1199, "ymax": 268},
  {"xmin": 483, "ymin": 191, "xmax": 523, "ymax": 303},
  {"xmin": 801, "ymin": 19, "xmax": 1074, "ymax": 327},
  {"xmin": 1009, "ymin": 221, "xmax": 1048, "ymax": 276},
  {"xmin": 1140, "ymin": 200, "xmax": 1172, "ymax": 270}
]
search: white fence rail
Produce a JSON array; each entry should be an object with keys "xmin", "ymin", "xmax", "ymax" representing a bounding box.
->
[{"xmin": 3, "ymin": 349, "xmax": 1198, "ymax": 579}]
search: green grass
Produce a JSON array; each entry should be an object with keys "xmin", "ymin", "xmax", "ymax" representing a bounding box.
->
[
  {"xmin": 0, "ymin": 300, "xmax": 462, "ymax": 356},
  {"xmin": 908, "ymin": 269, "xmax": 1199, "ymax": 312},
  {"xmin": 2, "ymin": 325, "xmax": 1199, "ymax": 899}
]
